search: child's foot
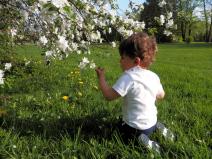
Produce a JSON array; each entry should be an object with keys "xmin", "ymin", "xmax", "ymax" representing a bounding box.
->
[
  {"xmin": 156, "ymin": 122, "xmax": 175, "ymax": 141},
  {"xmin": 138, "ymin": 133, "xmax": 160, "ymax": 154}
]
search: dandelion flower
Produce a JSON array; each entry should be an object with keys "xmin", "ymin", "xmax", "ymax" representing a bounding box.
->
[
  {"xmin": 62, "ymin": 96, "xmax": 69, "ymax": 101},
  {"xmin": 93, "ymin": 85, "xmax": 98, "ymax": 90},
  {"xmin": 79, "ymin": 81, "xmax": 83, "ymax": 85},
  {"xmin": 78, "ymin": 92, "xmax": 82, "ymax": 97}
]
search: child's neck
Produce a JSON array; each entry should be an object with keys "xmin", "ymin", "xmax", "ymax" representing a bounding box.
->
[{"xmin": 138, "ymin": 64, "xmax": 148, "ymax": 69}]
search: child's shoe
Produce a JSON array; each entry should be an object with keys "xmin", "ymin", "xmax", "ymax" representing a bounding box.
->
[
  {"xmin": 156, "ymin": 122, "xmax": 175, "ymax": 141},
  {"xmin": 138, "ymin": 133, "xmax": 160, "ymax": 154}
]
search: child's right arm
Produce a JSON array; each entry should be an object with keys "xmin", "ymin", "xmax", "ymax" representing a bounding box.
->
[
  {"xmin": 156, "ymin": 90, "xmax": 165, "ymax": 100},
  {"xmin": 95, "ymin": 67, "xmax": 120, "ymax": 101}
]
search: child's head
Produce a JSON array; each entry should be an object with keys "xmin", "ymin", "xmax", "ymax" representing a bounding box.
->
[{"xmin": 119, "ymin": 32, "xmax": 157, "ymax": 68}]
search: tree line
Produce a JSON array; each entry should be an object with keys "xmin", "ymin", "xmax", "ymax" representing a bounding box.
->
[{"xmin": 139, "ymin": 0, "xmax": 212, "ymax": 43}]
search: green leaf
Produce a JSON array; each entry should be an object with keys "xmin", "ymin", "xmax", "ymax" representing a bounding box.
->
[{"xmin": 63, "ymin": 6, "xmax": 74, "ymax": 18}]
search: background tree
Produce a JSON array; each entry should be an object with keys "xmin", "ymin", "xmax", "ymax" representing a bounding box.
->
[
  {"xmin": 176, "ymin": 0, "xmax": 201, "ymax": 42},
  {"xmin": 139, "ymin": 0, "xmax": 175, "ymax": 42},
  {"xmin": 203, "ymin": 0, "xmax": 212, "ymax": 42},
  {"xmin": 0, "ymin": 0, "xmax": 22, "ymax": 62}
]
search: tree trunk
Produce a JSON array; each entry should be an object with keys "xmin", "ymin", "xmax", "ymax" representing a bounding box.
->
[
  {"xmin": 181, "ymin": 22, "xmax": 186, "ymax": 41},
  {"xmin": 203, "ymin": 0, "xmax": 209, "ymax": 42},
  {"xmin": 208, "ymin": 16, "xmax": 212, "ymax": 42},
  {"xmin": 208, "ymin": 4, "xmax": 212, "ymax": 42},
  {"xmin": 188, "ymin": 24, "xmax": 192, "ymax": 37}
]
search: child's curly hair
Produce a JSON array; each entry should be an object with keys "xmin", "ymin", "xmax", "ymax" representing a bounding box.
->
[{"xmin": 119, "ymin": 32, "xmax": 157, "ymax": 68}]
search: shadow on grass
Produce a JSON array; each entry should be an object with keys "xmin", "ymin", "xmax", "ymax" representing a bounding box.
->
[
  {"xmin": 0, "ymin": 113, "xmax": 187, "ymax": 158},
  {"xmin": 0, "ymin": 111, "xmax": 120, "ymax": 141}
]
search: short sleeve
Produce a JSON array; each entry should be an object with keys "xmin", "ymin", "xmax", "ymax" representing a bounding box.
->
[{"xmin": 112, "ymin": 73, "xmax": 133, "ymax": 97}]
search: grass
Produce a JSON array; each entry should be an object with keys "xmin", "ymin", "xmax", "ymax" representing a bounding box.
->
[{"xmin": 0, "ymin": 43, "xmax": 212, "ymax": 158}]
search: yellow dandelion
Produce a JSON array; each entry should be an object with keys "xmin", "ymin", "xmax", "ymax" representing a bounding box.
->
[
  {"xmin": 78, "ymin": 81, "xmax": 83, "ymax": 85},
  {"xmin": 62, "ymin": 96, "xmax": 69, "ymax": 101},
  {"xmin": 70, "ymin": 71, "xmax": 73, "ymax": 74},
  {"xmin": 93, "ymin": 85, "xmax": 98, "ymax": 90},
  {"xmin": 77, "ymin": 92, "xmax": 82, "ymax": 97}
]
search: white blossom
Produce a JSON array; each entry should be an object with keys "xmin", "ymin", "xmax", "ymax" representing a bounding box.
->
[
  {"xmin": 0, "ymin": 69, "xmax": 4, "ymax": 85},
  {"xmin": 139, "ymin": 4, "xmax": 144, "ymax": 10},
  {"xmin": 166, "ymin": 19, "xmax": 174, "ymax": 28},
  {"xmin": 164, "ymin": 30, "xmax": 172, "ymax": 36},
  {"xmin": 159, "ymin": 0, "xmax": 166, "ymax": 7},
  {"xmin": 45, "ymin": 50, "xmax": 54, "ymax": 57},
  {"xmin": 108, "ymin": 27, "xmax": 112, "ymax": 34},
  {"xmin": 54, "ymin": 28, "xmax": 59, "ymax": 34},
  {"xmin": 82, "ymin": 57, "xmax": 90, "ymax": 64},
  {"xmin": 167, "ymin": 12, "xmax": 173, "ymax": 19},
  {"xmin": 0, "ymin": 70, "xmax": 4, "ymax": 78},
  {"xmin": 90, "ymin": 32, "xmax": 101, "ymax": 41},
  {"xmin": 110, "ymin": 9, "xmax": 116, "ymax": 18},
  {"xmin": 5, "ymin": 63, "xmax": 12, "ymax": 70},
  {"xmin": 85, "ymin": 4, "xmax": 90, "ymax": 12},
  {"xmin": 78, "ymin": 62, "xmax": 86, "ymax": 69},
  {"xmin": 126, "ymin": 30, "xmax": 133, "ymax": 37},
  {"xmin": 160, "ymin": 15, "xmax": 165, "ymax": 25},
  {"xmin": 39, "ymin": 0, "xmax": 48, "ymax": 5},
  {"xmin": 77, "ymin": 50, "xmax": 81, "ymax": 54},
  {"xmin": 70, "ymin": 42, "xmax": 78, "ymax": 51},
  {"xmin": 7, "ymin": 0, "xmax": 174, "ymax": 64},
  {"xmin": 57, "ymin": 35, "xmax": 69, "ymax": 52},
  {"xmin": 40, "ymin": 36, "xmax": 48, "ymax": 45},
  {"xmin": 25, "ymin": 61, "xmax": 31, "ymax": 66},
  {"xmin": 111, "ymin": 42, "xmax": 116, "ymax": 48},
  {"xmin": 51, "ymin": 0, "xmax": 70, "ymax": 8},
  {"xmin": 11, "ymin": 29, "xmax": 17, "ymax": 37},
  {"xmin": 140, "ymin": 21, "xmax": 145, "ymax": 29},
  {"xmin": 78, "ymin": 57, "xmax": 90, "ymax": 69},
  {"xmin": 90, "ymin": 62, "xmax": 96, "ymax": 69}
]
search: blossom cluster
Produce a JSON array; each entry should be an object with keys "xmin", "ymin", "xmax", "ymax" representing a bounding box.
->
[
  {"xmin": 3, "ymin": 0, "xmax": 174, "ymax": 69},
  {"xmin": 155, "ymin": 0, "xmax": 175, "ymax": 36},
  {"xmin": 78, "ymin": 57, "xmax": 96, "ymax": 69}
]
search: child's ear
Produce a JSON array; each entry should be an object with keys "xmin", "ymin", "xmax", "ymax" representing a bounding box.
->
[{"xmin": 134, "ymin": 57, "xmax": 141, "ymax": 65}]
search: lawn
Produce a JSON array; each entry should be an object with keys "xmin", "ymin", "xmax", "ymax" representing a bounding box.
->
[{"xmin": 0, "ymin": 43, "xmax": 211, "ymax": 158}]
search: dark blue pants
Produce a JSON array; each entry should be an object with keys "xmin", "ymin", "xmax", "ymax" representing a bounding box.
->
[{"xmin": 116, "ymin": 120, "xmax": 156, "ymax": 142}]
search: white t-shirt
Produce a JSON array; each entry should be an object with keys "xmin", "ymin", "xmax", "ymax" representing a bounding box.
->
[{"xmin": 112, "ymin": 66, "xmax": 164, "ymax": 130}]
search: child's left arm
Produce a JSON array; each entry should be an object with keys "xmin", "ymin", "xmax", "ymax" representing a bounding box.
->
[{"xmin": 95, "ymin": 67, "xmax": 120, "ymax": 101}]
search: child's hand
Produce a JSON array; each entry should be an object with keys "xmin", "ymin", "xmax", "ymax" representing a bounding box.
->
[{"xmin": 95, "ymin": 67, "xmax": 105, "ymax": 79}]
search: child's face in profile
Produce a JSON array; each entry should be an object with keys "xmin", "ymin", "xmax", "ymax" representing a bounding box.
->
[{"xmin": 119, "ymin": 54, "xmax": 136, "ymax": 71}]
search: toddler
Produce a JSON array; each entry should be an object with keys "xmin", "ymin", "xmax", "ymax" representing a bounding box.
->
[{"xmin": 95, "ymin": 32, "xmax": 174, "ymax": 153}]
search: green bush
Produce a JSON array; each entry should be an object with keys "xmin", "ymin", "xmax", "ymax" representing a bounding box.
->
[{"xmin": 186, "ymin": 36, "xmax": 194, "ymax": 43}]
